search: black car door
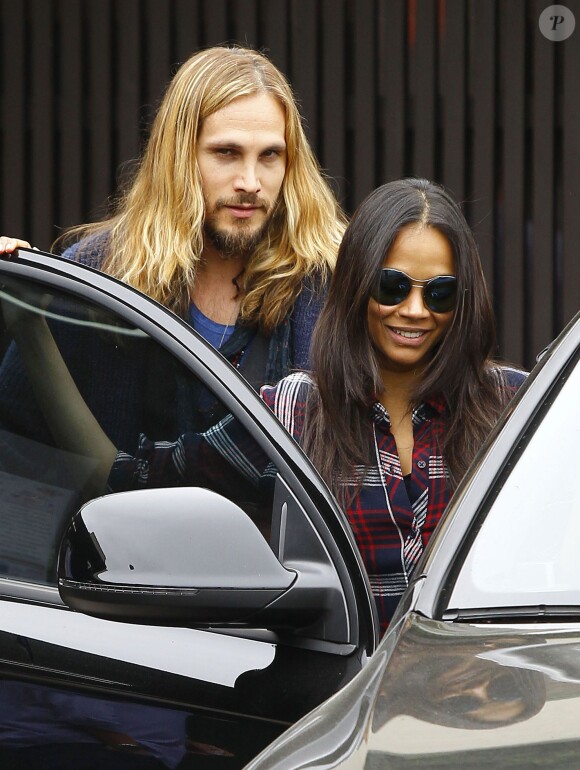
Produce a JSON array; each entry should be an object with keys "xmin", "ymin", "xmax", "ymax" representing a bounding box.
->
[{"xmin": 0, "ymin": 248, "xmax": 376, "ymax": 769}]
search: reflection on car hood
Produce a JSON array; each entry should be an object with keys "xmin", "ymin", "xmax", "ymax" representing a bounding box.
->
[
  {"xmin": 248, "ymin": 613, "xmax": 580, "ymax": 769},
  {"xmin": 366, "ymin": 614, "xmax": 580, "ymax": 768}
]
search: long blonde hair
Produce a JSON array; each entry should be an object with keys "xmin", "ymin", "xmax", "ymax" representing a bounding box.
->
[{"xmin": 61, "ymin": 46, "xmax": 346, "ymax": 330}]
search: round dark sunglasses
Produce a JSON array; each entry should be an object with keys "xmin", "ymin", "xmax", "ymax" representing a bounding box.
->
[{"xmin": 372, "ymin": 268, "xmax": 457, "ymax": 313}]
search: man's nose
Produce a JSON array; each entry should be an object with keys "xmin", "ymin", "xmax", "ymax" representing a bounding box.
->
[{"xmin": 234, "ymin": 161, "xmax": 261, "ymax": 193}]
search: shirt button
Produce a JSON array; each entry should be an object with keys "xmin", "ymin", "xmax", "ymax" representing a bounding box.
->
[{"xmin": 417, "ymin": 460, "xmax": 427, "ymax": 469}]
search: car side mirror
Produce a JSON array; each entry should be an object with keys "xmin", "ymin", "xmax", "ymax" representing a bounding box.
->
[
  {"xmin": 58, "ymin": 486, "xmax": 296, "ymax": 623},
  {"xmin": 58, "ymin": 484, "xmax": 350, "ymax": 643}
]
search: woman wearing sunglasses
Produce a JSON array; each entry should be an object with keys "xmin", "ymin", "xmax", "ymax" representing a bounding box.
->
[
  {"xmin": 0, "ymin": 178, "xmax": 525, "ymax": 634},
  {"xmin": 257, "ymin": 177, "xmax": 526, "ymax": 631}
]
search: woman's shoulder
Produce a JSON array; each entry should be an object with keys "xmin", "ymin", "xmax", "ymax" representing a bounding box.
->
[
  {"xmin": 260, "ymin": 372, "xmax": 315, "ymax": 436},
  {"xmin": 502, "ymin": 365, "xmax": 528, "ymax": 389},
  {"xmin": 261, "ymin": 371, "xmax": 315, "ymax": 404},
  {"xmin": 487, "ymin": 363, "xmax": 528, "ymax": 390}
]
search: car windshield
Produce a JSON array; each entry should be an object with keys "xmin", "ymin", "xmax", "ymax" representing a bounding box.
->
[{"xmin": 448, "ymin": 352, "xmax": 580, "ymax": 613}]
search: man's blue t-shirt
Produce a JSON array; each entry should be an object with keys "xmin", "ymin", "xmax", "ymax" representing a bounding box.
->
[{"xmin": 189, "ymin": 303, "xmax": 235, "ymax": 349}]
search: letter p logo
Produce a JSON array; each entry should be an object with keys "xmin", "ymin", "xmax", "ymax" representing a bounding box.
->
[{"xmin": 539, "ymin": 5, "xmax": 576, "ymax": 40}]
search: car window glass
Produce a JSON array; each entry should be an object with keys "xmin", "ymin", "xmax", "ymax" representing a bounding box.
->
[
  {"xmin": 0, "ymin": 276, "xmax": 278, "ymax": 587},
  {"xmin": 448, "ymin": 356, "xmax": 580, "ymax": 609}
]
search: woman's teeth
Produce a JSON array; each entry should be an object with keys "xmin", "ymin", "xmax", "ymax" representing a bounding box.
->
[{"xmin": 394, "ymin": 329, "xmax": 423, "ymax": 338}]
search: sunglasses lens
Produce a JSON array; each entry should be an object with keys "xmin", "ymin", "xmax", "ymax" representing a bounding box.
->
[
  {"xmin": 425, "ymin": 276, "xmax": 457, "ymax": 312},
  {"xmin": 373, "ymin": 269, "xmax": 411, "ymax": 306}
]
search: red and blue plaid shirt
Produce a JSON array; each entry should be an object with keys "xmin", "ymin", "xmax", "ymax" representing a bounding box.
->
[{"xmin": 261, "ymin": 373, "xmax": 451, "ymax": 633}]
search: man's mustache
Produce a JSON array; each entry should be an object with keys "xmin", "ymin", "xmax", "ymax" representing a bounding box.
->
[{"xmin": 216, "ymin": 194, "xmax": 269, "ymax": 210}]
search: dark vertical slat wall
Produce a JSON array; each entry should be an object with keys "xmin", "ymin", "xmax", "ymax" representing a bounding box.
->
[
  {"xmin": 321, "ymin": 0, "xmax": 346, "ymax": 202},
  {"xmin": 351, "ymin": 0, "xmax": 376, "ymax": 205},
  {"xmin": 379, "ymin": 0, "xmax": 406, "ymax": 183},
  {"xmin": 290, "ymin": 1, "xmax": 319, "ymax": 148},
  {"xmin": 531, "ymin": 0, "xmax": 555, "ymax": 364},
  {"xmin": 144, "ymin": 0, "xmax": 172, "ymax": 126},
  {"xmin": 0, "ymin": 0, "xmax": 578, "ymax": 369},
  {"xmin": 29, "ymin": 0, "xmax": 54, "ymax": 248},
  {"xmin": 204, "ymin": 0, "xmax": 228, "ymax": 42},
  {"xmin": 409, "ymin": 0, "xmax": 437, "ymax": 181},
  {"xmin": 561, "ymin": 3, "xmax": 580, "ymax": 332},
  {"xmin": 115, "ymin": 0, "xmax": 142, "ymax": 171},
  {"xmin": 231, "ymin": 0, "xmax": 259, "ymax": 46},
  {"xmin": 467, "ymin": 0, "xmax": 497, "ymax": 289},
  {"xmin": 58, "ymin": 0, "xmax": 83, "ymax": 232},
  {"xmin": 499, "ymin": 0, "xmax": 526, "ymax": 363},
  {"xmin": 1, "ymin": 0, "xmax": 26, "ymax": 236},
  {"xmin": 174, "ymin": 0, "xmax": 200, "ymax": 65},
  {"xmin": 86, "ymin": 0, "xmax": 113, "ymax": 220},
  {"xmin": 261, "ymin": 0, "xmax": 289, "ymax": 74},
  {"xmin": 439, "ymin": 0, "xmax": 466, "ymax": 200}
]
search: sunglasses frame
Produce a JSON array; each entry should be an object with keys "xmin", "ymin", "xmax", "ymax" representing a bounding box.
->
[{"xmin": 372, "ymin": 268, "xmax": 457, "ymax": 313}]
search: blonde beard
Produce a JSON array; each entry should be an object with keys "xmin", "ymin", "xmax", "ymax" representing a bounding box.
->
[{"xmin": 203, "ymin": 219, "xmax": 270, "ymax": 260}]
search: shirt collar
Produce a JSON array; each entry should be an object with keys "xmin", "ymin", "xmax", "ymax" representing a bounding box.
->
[{"xmin": 371, "ymin": 392, "xmax": 447, "ymax": 427}]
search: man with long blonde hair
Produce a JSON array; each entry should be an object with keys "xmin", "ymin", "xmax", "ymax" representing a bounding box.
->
[{"xmin": 0, "ymin": 45, "xmax": 345, "ymax": 434}]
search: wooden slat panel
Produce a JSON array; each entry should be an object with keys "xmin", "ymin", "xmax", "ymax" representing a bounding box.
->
[
  {"xmin": 378, "ymin": 0, "xmax": 405, "ymax": 183},
  {"xmin": 289, "ymin": 0, "xmax": 319, "ymax": 148},
  {"xmin": 204, "ymin": 0, "xmax": 228, "ymax": 46},
  {"xmin": 320, "ymin": 0, "xmax": 346, "ymax": 205},
  {"xmin": 530, "ymin": 0, "xmax": 556, "ymax": 362},
  {"xmin": 498, "ymin": 0, "xmax": 526, "ymax": 364},
  {"xmin": 0, "ymin": 0, "xmax": 27, "ymax": 237},
  {"xmin": 230, "ymin": 0, "xmax": 258, "ymax": 47},
  {"xmin": 409, "ymin": 0, "xmax": 436, "ymax": 180},
  {"xmin": 85, "ymin": 0, "xmax": 113, "ymax": 222},
  {"xmin": 174, "ymin": 0, "xmax": 202, "ymax": 65},
  {"xmin": 29, "ymin": 0, "xmax": 55, "ymax": 249},
  {"xmin": 439, "ymin": 0, "xmax": 466, "ymax": 201},
  {"xmin": 261, "ymin": 0, "xmax": 289, "ymax": 76},
  {"xmin": 114, "ymin": 0, "xmax": 142, "ymax": 171},
  {"xmin": 561, "ymin": 0, "xmax": 580, "ymax": 327},
  {"xmin": 56, "ymin": 0, "xmax": 83, "ymax": 235},
  {"xmin": 143, "ymin": 0, "xmax": 172, "ymax": 128},
  {"xmin": 350, "ymin": 0, "xmax": 376, "ymax": 207},
  {"xmin": 467, "ymin": 0, "xmax": 497, "ymax": 290}
]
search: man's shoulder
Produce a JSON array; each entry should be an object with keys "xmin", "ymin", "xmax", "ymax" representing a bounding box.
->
[
  {"xmin": 296, "ymin": 270, "xmax": 329, "ymax": 300},
  {"xmin": 61, "ymin": 232, "xmax": 110, "ymax": 269},
  {"xmin": 291, "ymin": 271, "xmax": 329, "ymax": 326}
]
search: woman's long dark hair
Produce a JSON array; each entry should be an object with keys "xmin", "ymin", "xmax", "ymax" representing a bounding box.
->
[{"xmin": 303, "ymin": 178, "xmax": 512, "ymax": 497}]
